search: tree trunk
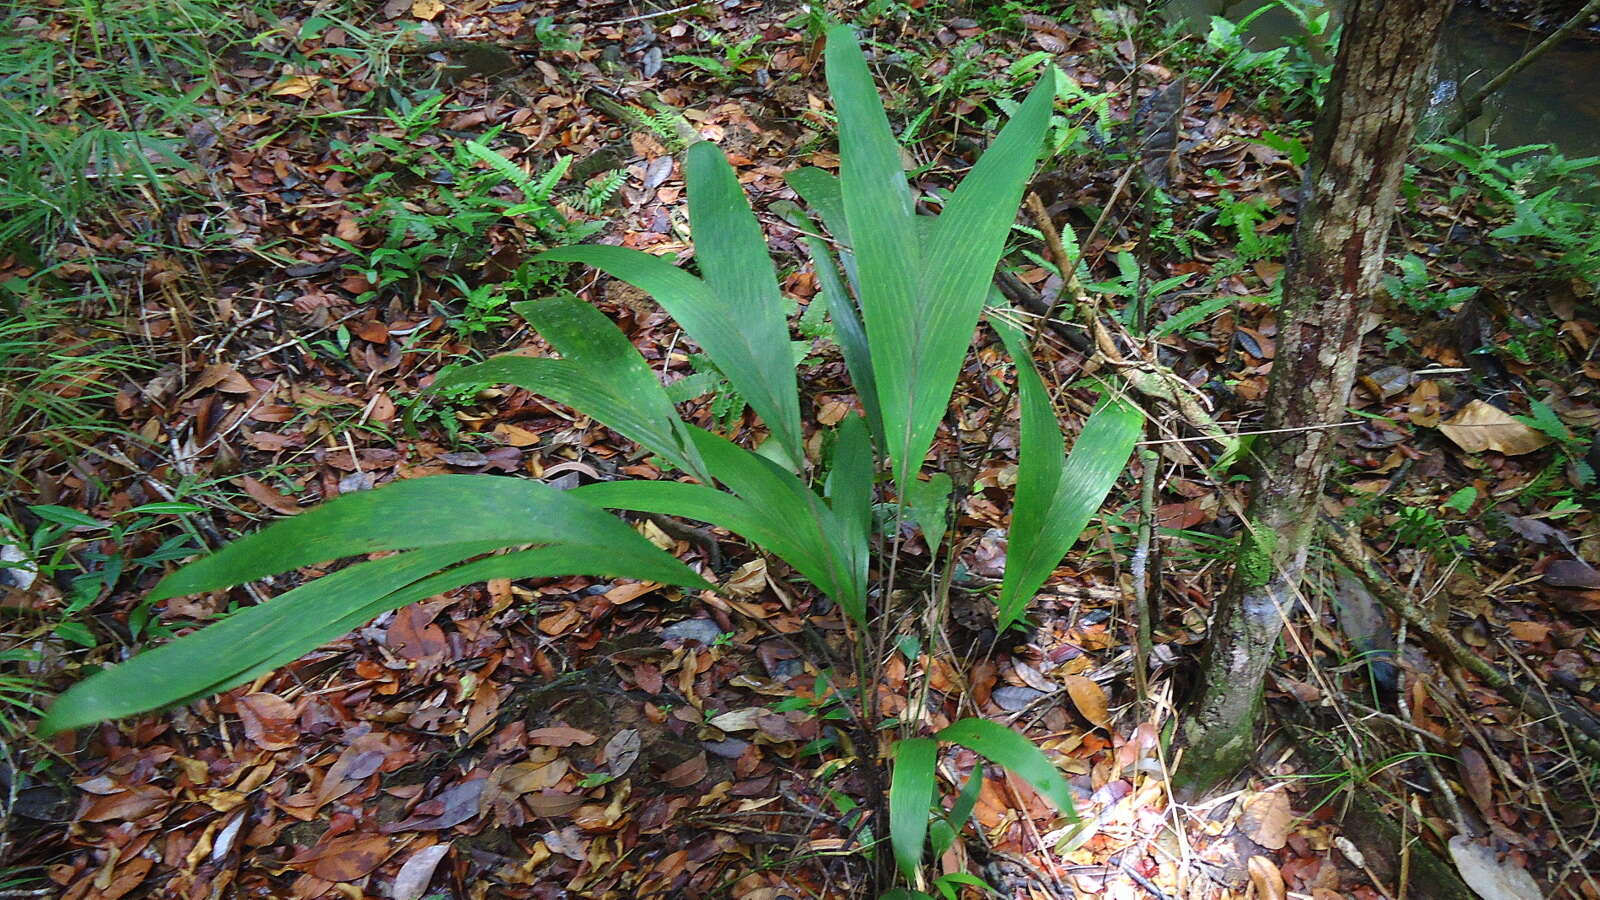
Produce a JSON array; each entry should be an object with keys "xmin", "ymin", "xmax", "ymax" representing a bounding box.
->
[{"xmin": 1176, "ymin": 0, "xmax": 1453, "ymax": 796}]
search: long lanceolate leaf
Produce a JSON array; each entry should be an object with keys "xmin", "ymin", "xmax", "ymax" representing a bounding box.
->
[
  {"xmin": 991, "ymin": 317, "xmax": 1142, "ymax": 632},
  {"xmin": 826, "ymin": 24, "xmax": 1055, "ymax": 490},
  {"xmin": 889, "ymin": 736, "xmax": 939, "ymax": 883},
  {"xmin": 39, "ymin": 478, "xmax": 711, "ymax": 734},
  {"xmin": 540, "ymin": 142, "xmax": 803, "ymax": 468},
  {"xmin": 575, "ymin": 425, "xmax": 870, "ymax": 624},
  {"xmin": 938, "ymin": 718, "xmax": 1078, "ymax": 821},
  {"xmin": 773, "ymin": 195, "xmax": 884, "ymax": 446},
  {"xmin": 437, "ymin": 294, "xmax": 711, "ymax": 484}
]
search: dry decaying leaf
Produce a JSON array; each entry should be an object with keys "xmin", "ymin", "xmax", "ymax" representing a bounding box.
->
[
  {"xmin": 1448, "ymin": 835, "xmax": 1542, "ymax": 900},
  {"xmin": 1237, "ymin": 788, "xmax": 1293, "ymax": 850},
  {"xmin": 1437, "ymin": 400, "xmax": 1552, "ymax": 455}
]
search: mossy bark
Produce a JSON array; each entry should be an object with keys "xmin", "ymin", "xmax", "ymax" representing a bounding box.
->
[{"xmin": 1176, "ymin": 0, "xmax": 1453, "ymax": 799}]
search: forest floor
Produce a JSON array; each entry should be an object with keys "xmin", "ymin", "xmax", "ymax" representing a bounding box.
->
[{"xmin": 4, "ymin": 1, "xmax": 1600, "ymax": 898}]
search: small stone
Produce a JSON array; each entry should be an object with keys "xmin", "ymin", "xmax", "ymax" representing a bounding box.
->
[
  {"xmin": 992, "ymin": 685, "xmax": 1049, "ymax": 711},
  {"xmin": 659, "ymin": 618, "xmax": 723, "ymax": 646},
  {"xmin": 703, "ymin": 738, "xmax": 750, "ymax": 759}
]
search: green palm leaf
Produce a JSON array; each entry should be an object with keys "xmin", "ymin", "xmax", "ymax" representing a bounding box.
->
[
  {"xmin": 539, "ymin": 141, "xmax": 802, "ymax": 468},
  {"xmin": 437, "ymin": 294, "xmax": 710, "ymax": 484},
  {"xmin": 40, "ymin": 477, "xmax": 710, "ymax": 734},
  {"xmin": 825, "ymin": 24, "xmax": 1055, "ymax": 489},
  {"xmin": 991, "ymin": 316, "xmax": 1141, "ymax": 631}
]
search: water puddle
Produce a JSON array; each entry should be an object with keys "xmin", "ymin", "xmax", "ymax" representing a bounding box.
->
[{"xmin": 1162, "ymin": 1, "xmax": 1600, "ymax": 157}]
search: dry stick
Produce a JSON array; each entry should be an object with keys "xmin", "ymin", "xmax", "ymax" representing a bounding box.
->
[
  {"xmin": 1129, "ymin": 447, "xmax": 1159, "ymax": 707},
  {"xmin": 1448, "ymin": 0, "xmax": 1600, "ymax": 134},
  {"xmin": 1324, "ymin": 521, "xmax": 1600, "ymax": 765}
]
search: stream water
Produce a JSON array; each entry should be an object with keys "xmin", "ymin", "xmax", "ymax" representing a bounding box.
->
[{"xmin": 1162, "ymin": 1, "xmax": 1600, "ymax": 158}]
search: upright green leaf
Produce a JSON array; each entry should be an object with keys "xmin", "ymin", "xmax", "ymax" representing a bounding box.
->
[
  {"xmin": 826, "ymin": 25, "xmax": 1054, "ymax": 489},
  {"xmin": 438, "ymin": 294, "xmax": 710, "ymax": 484},
  {"xmin": 904, "ymin": 473, "xmax": 953, "ymax": 555},
  {"xmin": 773, "ymin": 197, "xmax": 883, "ymax": 443},
  {"xmin": 938, "ymin": 718, "xmax": 1078, "ymax": 821},
  {"xmin": 930, "ymin": 768, "xmax": 984, "ymax": 858},
  {"xmin": 540, "ymin": 142, "xmax": 803, "ymax": 469},
  {"xmin": 991, "ymin": 316, "xmax": 1141, "ymax": 631},
  {"xmin": 889, "ymin": 736, "xmax": 939, "ymax": 883},
  {"xmin": 827, "ymin": 414, "xmax": 874, "ymax": 600}
]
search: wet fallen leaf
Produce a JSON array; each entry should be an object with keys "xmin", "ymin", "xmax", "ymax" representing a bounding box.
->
[{"xmin": 1437, "ymin": 400, "xmax": 1552, "ymax": 455}]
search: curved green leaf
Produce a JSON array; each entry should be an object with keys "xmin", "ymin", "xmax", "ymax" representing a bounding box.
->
[
  {"xmin": 40, "ymin": 544, "xmax": 488, "ymax": 734},
  {"xmin": 146, "ymin": 475, "xmax": 706, "ymax": 603},
  {"xmin": 937, "ymin": 718, "xmax": 1078, "ymax": 821},
  {"xmin": 575, "ymin": 426, "xmax": 869, "ymax": 623},
  {"xmin": 437, "ymin": 293, "xmax": 710, "ymax": 483},
  {"xmin": 889, "ymin": 736, "xmax": 939, "ymax": 882}
]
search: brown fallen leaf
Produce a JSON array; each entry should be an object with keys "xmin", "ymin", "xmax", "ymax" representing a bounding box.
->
[
  {"xmin": 524, "ymin": 790, "xmax": 585, "ymax": 817},
  {"xmin": 1437, "ymin": 400, "xmax": 1552, "ymax": 455},
  {"xmin": 527, "ymin": 726, "xmax": 598, "ymax": 747},
  {"xmin": 1542, "ymin": 558, "xmax": 1600, "ymax": 589},
  {"xmin": 1457, "ymin": 746, "xmax": 1495, "ymax": 815},
  {"xmin": 96, "ymin": 855, "xmax": 153, "ymax": 900},
  {"xmin": 660, "ymin": 752, "xmax": 708, "ymax": 789},
  {"xmin": 1238, "ymin": 788, "xmax": 1293, "ymax": 850},
  {"xmin": 299, "ymin": 832, "xmax": 392, "ymax": 882},
  {"xmin": 236, "ymin": 692, "xmax": 299, "ymax": 751},
  {"xmin": 237, "ymin": 475, "xmax": 301, "ymax": 515},
  {"xmin": 82, "ymin": 784, "xmax": 169, "ymax": 822},
  {"xmin": 604, "ymin": 728, "xmax": 641, "ymax": 778},
  {"xmin": 1063, "ymin": 675, "xmax": 1110, "ymax": 729},
  {"xmin": 1247, "ymin": 855, "xmax": 1286, "ymax": 900}
]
